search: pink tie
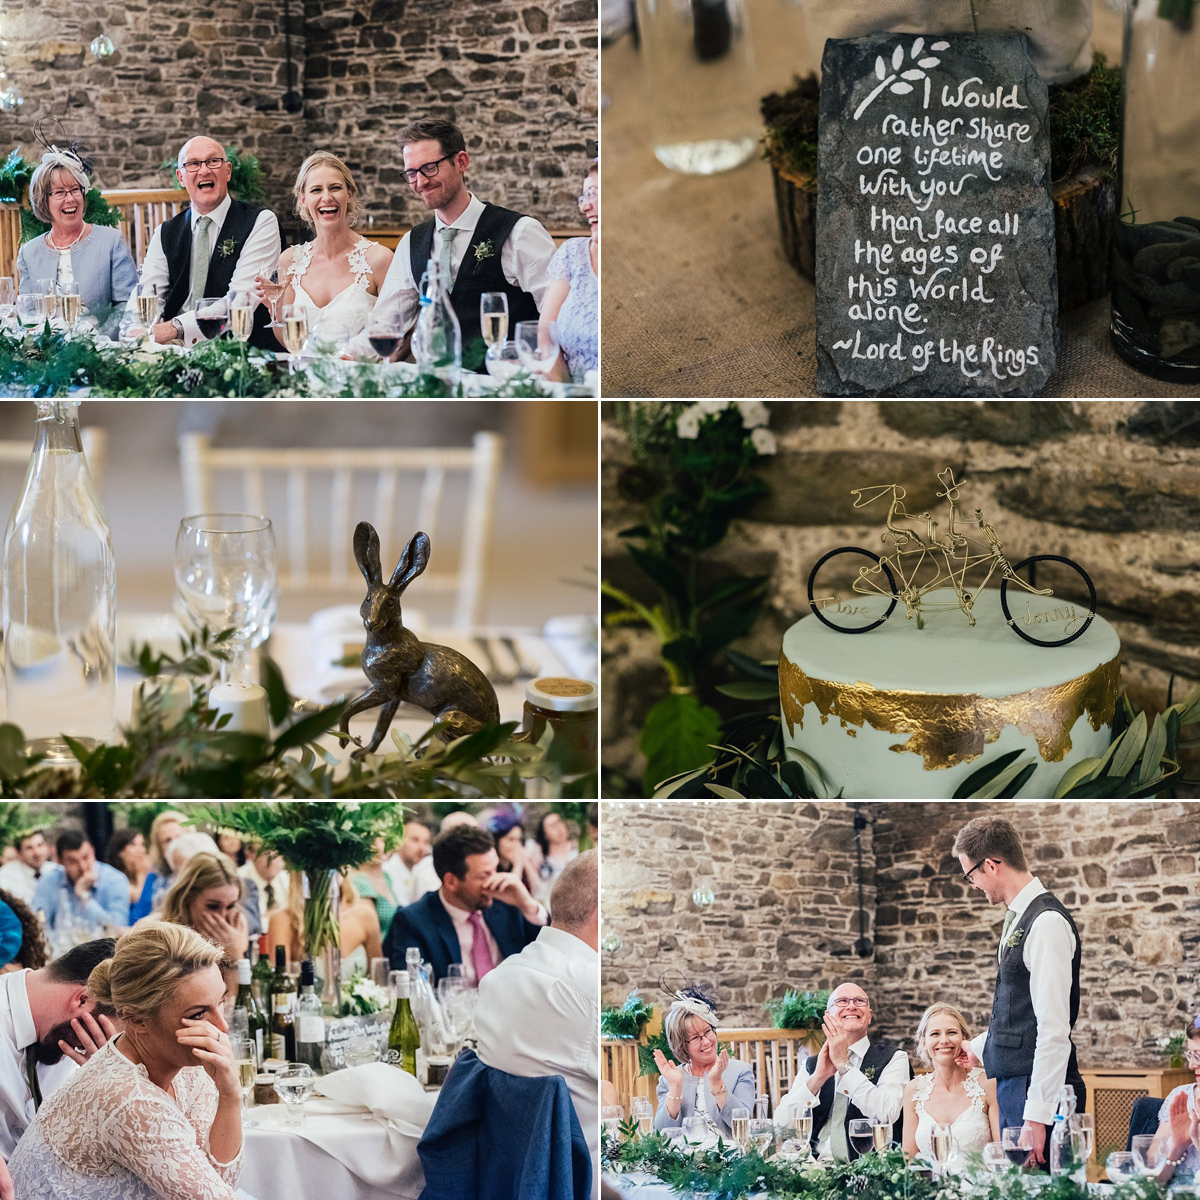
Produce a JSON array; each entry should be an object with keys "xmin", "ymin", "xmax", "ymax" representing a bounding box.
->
[{"xmin": 468, "ymin": 910, "xmax": 496, "ymax": 983}]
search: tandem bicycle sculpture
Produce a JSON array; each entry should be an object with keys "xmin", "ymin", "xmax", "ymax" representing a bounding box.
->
[{"xmin": 806, "ymin": 468, "xmax": 1096, "ymax": 647}]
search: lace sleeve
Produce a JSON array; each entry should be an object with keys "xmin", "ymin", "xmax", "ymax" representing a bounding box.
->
[
  {"xmin": 348, "ymin": 238, "xmax": 373, "ymax": 286},
  {"xmin": 287, "ymin": 242, "xmax": 313, "ymax": 290},
  {"xmin": 101, "ymin": 1073, "xmax": 242, "ymax": 1200},
  {"xmin": 545, "ymin": 239, "xmax": 571, "ymax": 283}
]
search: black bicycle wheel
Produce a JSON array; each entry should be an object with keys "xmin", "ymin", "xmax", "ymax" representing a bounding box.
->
[
  {"xmin": 807, "ymin": 547, "xmax": 898, "ymax": 634},
  {"xmin": 1000, "ymin": 555, "xmax": 1097, "ymax": 647}
]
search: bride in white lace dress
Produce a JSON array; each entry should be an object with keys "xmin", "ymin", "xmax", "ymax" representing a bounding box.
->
[
  {"xmin": 9, "ymin": 924, "xmax": 252, "ymax": 1200},
  {"xmin": 256, "ymin": 151, "xmax": 392, "ymax": 347},
  {"xmin": 902, "ymin": 1003, "xmax": 1000, "ymax": 1170}
]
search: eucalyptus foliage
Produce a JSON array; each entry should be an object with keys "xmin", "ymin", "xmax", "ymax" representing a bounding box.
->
[
  {"xmin": 764, "ymin": 989, "xmax": 831, "ymax": 1031},
  {"xmin": 601, "ymin": 990, "xmax": 655, "ymax": 1039}
]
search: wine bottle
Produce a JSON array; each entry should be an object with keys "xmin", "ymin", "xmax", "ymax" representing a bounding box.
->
[
  {"xmin": 269, "ymin": 945, "xmax": 296, "ymax": 1061},
  {"xmin": 294, "ymin": 960, "xmax": 325, "ymax": 1071},
  {"xmin": 386, "ymin": 971, "xmax": 420, "ymax": 1077},
  {"xmin": 252, "ymin": 933, "xmax": 274, "ymax": 1008},
  {"xmin": 235, "ymin": 956, "xmax": 268, "ymax": 1065}
]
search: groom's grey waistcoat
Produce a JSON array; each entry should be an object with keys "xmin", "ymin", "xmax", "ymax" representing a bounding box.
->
[
  {"xmin": 806, "ymin": 1038, "xmax": 908, "ymax": 1160},
  {"xmin": 983, "ymin": 891, "xmax": 1082, "ymax": 1082}
]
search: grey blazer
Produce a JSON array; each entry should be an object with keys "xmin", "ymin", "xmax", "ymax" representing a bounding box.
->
[{"xmin": 653, "ymin": 1058, "xmax": 757, "ymax": 1136}]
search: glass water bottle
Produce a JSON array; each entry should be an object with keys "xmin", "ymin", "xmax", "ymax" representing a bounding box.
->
[
  {"xmin": 2, "ymin": 400, "xmax": 116, "ymax": 761},
  {"xmin": 412, "ymin": 260, "xmax": 463, "ymax": 392},
  {"xmin": 1111, "ymin": 1, "xmax": 1200, "ymax": 381}
]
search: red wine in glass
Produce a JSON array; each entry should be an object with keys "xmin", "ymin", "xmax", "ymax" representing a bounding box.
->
[
  {"xmin": 197, "ymin": 315, "xmax": 228, "ymax": 339},
  {"xmin": 370, "ymin": 334, "xmax": 400, "ymax": 357}
]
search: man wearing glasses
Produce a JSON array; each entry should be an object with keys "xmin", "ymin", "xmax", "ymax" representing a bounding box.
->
[
  {"xmin": 954, "ymin": 815, "xmax": 1084, "ymax": 1169},
  {"xmin": 776, "ymin": 983, "xmax": 911, "ymax": 1160},
  {"xmin": 131, "ymin": 134, "xmax": 281, "ymax": 348},
  {"xmin": 366, "ymin": 117, "xmax": 556, "ymax": 368}
]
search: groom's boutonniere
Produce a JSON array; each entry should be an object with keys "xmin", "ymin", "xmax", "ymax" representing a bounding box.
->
[
  {"xmin": 473, "ymin": 239, "xmax": 495, "ymax": 263},
  {"xmin": 1003, "ymin": 926, "xmax": 1025, "ymax": 950},
  {"xmin": 863, "ymin": 1067, "xmax": 878, "ymax": 1082},
  {"xmin": 218, "ymin": 238, "xmax": 237, "ymax": 259}
]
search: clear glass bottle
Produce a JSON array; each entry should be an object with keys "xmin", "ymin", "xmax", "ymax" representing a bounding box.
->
[
  {"xmin": 1111, "ymin": 1, "xmax": 1200, "ymax": 380},
  {"xmin": 635, "ymin": 0, "xmax": 757, "ymax": 174},
  {"xmin": 2, "ymin": 400, "xmax": 115, "ymax": 761},
  {"xmin": 294, "ymin": 959, "xmax": 325, "ymax": 1072},
  {"xmin": 412, "ymin": 260, "xmax": 462, "ymax": 392}
]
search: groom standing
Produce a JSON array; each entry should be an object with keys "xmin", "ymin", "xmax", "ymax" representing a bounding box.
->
[{"xmin": 954, "ymin": 816, "xmax": 1085, "ymax": 1168}]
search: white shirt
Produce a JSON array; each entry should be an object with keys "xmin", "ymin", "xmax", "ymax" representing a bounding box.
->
[
  {"xmin": 129, "ymin": 193, "xmax": 281, "ymax": 345},
  {"xmin": 373, "ymin": 192, "xmax": 557, "ymax": 336},
  {"xmin": 383, "ymin": 853, "xmax": 439, "ymax": 908},
  {"xmin": 0, "ymin": 861, "xmax": 42, "ymax": 905},
  {"xmin": 475, "ymin": 927, "xmax": 599, "ymax": 1199},
  {"xmin": 0, "ymin": 971, "xmax": 77, "ymax": 1160},
  {"xmin": 436, "ymin": 891, "xmax": 547, "ymax": 987},
  {"xmin": 969, "ymin": 877, "xmax": 1077, "ymax": 1126},
  {"xmin": 236, "ymin": 863, "xmax": 290, "ymax": 926},
  {"xmin": 776, "ymin": 1034, "xmax": 909, "ymax": 1159}
]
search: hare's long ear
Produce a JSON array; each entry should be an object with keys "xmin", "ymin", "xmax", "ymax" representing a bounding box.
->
[
  {"xmin": 390, "ymin": 531, "xmax": 431, "ymax": 594},
  {"xmin": 354, "ymin": 521, "xmax": 383, "ymax": 585}
]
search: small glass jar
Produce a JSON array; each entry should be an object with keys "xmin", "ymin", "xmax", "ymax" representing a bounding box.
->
[
  {"xmin": 1111, "ymin": 1, "xmax": 1200, "ymax": 381},
  {"xmin": 253, "ymin": 1073, "xmax": 281, "ymax": 1105},
  {"xmin": 522, "ymin": 677, "xmax": 598, "ymax": 776}
]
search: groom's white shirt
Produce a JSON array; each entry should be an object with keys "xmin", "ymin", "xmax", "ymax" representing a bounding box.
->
[
  {"xmin": 776, "ymin": 1034, "xmax": 908, "ymax": 1159},
  {"xmin": 969, "ymin": 876, "xmax": 1077, "ymax": 1126}
]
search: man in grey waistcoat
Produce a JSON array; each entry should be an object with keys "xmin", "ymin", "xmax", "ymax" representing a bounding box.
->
[{"xmin": 954, "ymin": 815, "xmax": 1085, "ymax": 1169}]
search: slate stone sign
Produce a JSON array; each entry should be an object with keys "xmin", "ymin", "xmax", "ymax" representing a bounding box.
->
[{"xmin": 816, "ymin": 34, "xmax": 1058, "ymax": 397}]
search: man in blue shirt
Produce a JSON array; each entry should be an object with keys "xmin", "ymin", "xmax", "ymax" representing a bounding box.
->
[{"xmin": 32, "ymin": 832, "xmax": 130, "ymax": 933}]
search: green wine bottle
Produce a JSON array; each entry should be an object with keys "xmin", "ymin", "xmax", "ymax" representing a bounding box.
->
[{"xmin": 386, "ymin": 972, "xmax": 420, "ymax": 1077}]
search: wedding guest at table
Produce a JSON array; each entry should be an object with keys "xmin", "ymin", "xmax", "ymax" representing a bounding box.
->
[
  {"xmin": 1146, "ymin": 1013, "xmax": 1200, "ymax": 1186},
  {"xmin": 131, "ymin": 133, "xmax": 281, "ymax": 349},
  {"xmin": 488, "ymin": 811, "xmax": 540, "ymax": 899},
  {"xmin": 106, "ymin": 830, "xmax": 154, "ymax": 924},
  {"xmin": 33, "ymin": 832, "xmax": 130, "ymax": 935},
  {"xmin": 0, "ymin": 893, "xmax": 48, "ymax": 973},
  {"xmin": 349, "ymin": 837, "xmax": 402, "ymax": 936},
  {"xmin": 382, "ymin": 819, "xmax": 438, "ymax": 907},
  {"xmin": 0, "ymin": 831, "xmax": 49, "ymax": 905},
  {"xmin": 541, "ymin": 161, "xmax": 598, "ymax": 385},
  {"xmin": 17, "ymin": 147, "xmax": 137, "ymax": 337},
  {"xmin": 364, "ymin": 118, "xmax": 556, "ymax": 367},
  {"xmin": 385, "ymin": 824, "xmax": 545, "ymax": 984},
  {"xmin": 775, "ymin": 983, "xmax": 911, "ymax": 1159},
  {"xmin": 476, "ymin": 850, "xmax": 600, "ymax": 1197},
  {"xmin": 237, "ymin": 846, "xmax": 289, "ymax": 928},
  {"xmin": 0, "ymin": 939, "xmax": 117, "ymax": 1168},
  {"xmin": 8, "ymin": 923, "xmax": 245, "ymax": 1200},
  {"xmin": 652, "ymin": 986, "xmax": 754, "ymax": 1139},
  {"xmin": 256, "ymin": 151, "xmax": 392, "ymax": 348},
  {"xmin": 529, "ymin": 811, "xmax": 578, "ymax": 903},
  {"xmin": 266, "ymin": 875, "xmax": 382, "ymax": 973},
  {"xmin": 147, "ymin": 811, "xmax": 187, "ymax": 911}
]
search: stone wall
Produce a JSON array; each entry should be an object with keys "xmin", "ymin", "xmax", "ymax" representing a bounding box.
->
[
  {"xmin": 601, "ymin": 400, "xmax": 1200, "ymax": 794},
  {"xmin": 0, "ymin": 0, "xmax": 597, "ymax": 234},
  {"xmin": 601, "ymin": 800, "xmax": 1200, "ymax": 1066}
]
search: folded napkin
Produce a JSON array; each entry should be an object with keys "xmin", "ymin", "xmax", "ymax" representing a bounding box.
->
[{"xmin": 316, "ymin": 1061, "xmax": 438, "ymax": 1139}]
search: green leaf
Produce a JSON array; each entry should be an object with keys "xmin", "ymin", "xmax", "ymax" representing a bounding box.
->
[
  {"xmin": 437, "ymin": 721, "xmax": 520, "ymax": 767},
  {"xmin": 272, "ymin": 702, "xmax": 347, "ymax": 755},
  {"xmin": 640, "ymin": 693, "xmax": 722, "ymax": 794},
  {"xmin": 697, "ymin": 573, "xmax": 768, "ymax": 609},
  {"xmin": 714, "ymin": 680, "xmax": 780, "ymax": 701},
  {"xmin": 742, "ymin": 765, "xmax": 789, "ymax": 798},
  {"xmin": 1053, "ymin": 757, "xmax": 1104, "ymax": 798},
  {"xmin": 661, "ymin": 633, "xmax": 701, "ymax": 676},
  {"xmin": 778, "ymin": 759, "xmax": 816, "ymax": 798},
  {"xmin": 262, "ymin": 656, "xmax": 291, "ymax": 727},
  {"xmin": 617, "ymin": 524, "xmax": 652, "ymax": 539},
  {"xmin": 1062, "ymin": 774, "xmax": 1139, "ymax": 798},
  {"xmin": 1166, "ymin": 709, "xmax": 1182, "ymax": 759},
  {"xmin": 965, "ymin": 754, "xmax": 1039, "ymax": 799},
  {"xmin": 625, "ymin": 544, "xmax": 688, "ymax": 606},
  {"xmin": 996, "ymin": 762, "xmax": 1037, "ymax": 799},
  {"xmin": 1107, "ymin": 709, "xmax": 1147, "ymax": 777},
  {"xmin": 704, "ymin": 783, "xmax": 747, "ymax": 798},
  {"xmin": 1138, "ymin": 712, "xmax": 1169, "ymax": 786},
  {"xmin": 783, "ymin": 746, "xmax": 831, "ymax": 798},
  {"xmin": 952, "ymin": 749, "xmax": 1026, "ymax": 799},
  {"xmin": 697, "ymin": 600, "xmax": 762, "ymax": 658},
  {"xmin": 1167, "ymin": 684, "xmax": 1200, "ymax": 728},
  {"xmin": 724, "ymin": 648, "xmax": 779, "ymax": 681},
  {"xmin": 0, "ymin": 725, "xmax": 27, "ymax": 781}
]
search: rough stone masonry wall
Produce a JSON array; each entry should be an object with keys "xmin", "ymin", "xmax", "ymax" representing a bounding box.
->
[
  {"xmin": 602, "ymin": 400, "xmax": 1200, "ymax": 792},
  {"xmin": 0, "ymin": 0, "xmax": 596, "ymax": 233},
  {"xmin": 601, "ymin": 800, "xmax": 1200, "ymax": 1066}
]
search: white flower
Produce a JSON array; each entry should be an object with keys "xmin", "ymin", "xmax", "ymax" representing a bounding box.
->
[
  {"xmin": 736, "ymin": 400, "xmax": 770, "ymax": 428},
  {"xmin": 676, "ymin": 408, "xmax": 703, "ymax": 439},
  {"xmin": 697, "ymin": 399, "xmax": 729, "ymax": 415},
  {"xmin": 750, "ymin": 427, "xmax": 777, "ymax": 455}
]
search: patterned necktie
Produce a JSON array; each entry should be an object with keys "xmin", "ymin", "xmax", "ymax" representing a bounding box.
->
[
  {"xmin": 438, "ymin": 226, "xmax": 458, "ymax": 287},
  {"xmin": 189, "ymin": 215, "xmax": 213, "ymax": 308},
  {"xmin": 467, "ymin": 909, "xmax": 496, "ymax": 983},
  {"xmin": 827, "ymin": 1050, "xmax": 857, "ymax": 1160}
]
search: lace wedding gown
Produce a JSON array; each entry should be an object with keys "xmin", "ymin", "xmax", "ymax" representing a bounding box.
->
[
  {"xmin": 914, "ymin": 1067, "xmax": 992, "ymax": 1168},
  {"xmin": 287, "ymin": 236, "xmax": 377, "ymax": 344},
  {"xmin": 8, "ymin": 1039, "xmax": 244, "ymax": 1200}
]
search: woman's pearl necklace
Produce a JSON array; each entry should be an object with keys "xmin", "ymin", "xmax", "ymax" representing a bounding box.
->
[{"xmin": 47, "ymin": 225, "xmax": 86, "ymax": 251}]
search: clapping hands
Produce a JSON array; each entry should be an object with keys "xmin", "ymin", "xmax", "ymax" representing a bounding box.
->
[
  {"xmin": 1167, "ymin": 1088, "xmax": 1200, "ymax": 1153},
  {"xmin": 653, "ymin": 1048, "xmax": 684, "ymax": 1093},
  {"xmin": 822, "ymin": 1008, "xmax": 856, "ymax": 1070}
]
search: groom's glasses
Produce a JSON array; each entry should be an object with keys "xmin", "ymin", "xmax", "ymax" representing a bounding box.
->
[
  {"xmin": 961, "ymin": 858, "xmax": 990, "ymax": 884},
  {"xmin": 403, "ymin": 154, "xmax": 454, "ymax": 185}
]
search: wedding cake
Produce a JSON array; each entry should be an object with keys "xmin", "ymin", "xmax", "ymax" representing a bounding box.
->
[{"xmin": 779, "ymin": 587, "xmax": 1120, "ymax": 799}]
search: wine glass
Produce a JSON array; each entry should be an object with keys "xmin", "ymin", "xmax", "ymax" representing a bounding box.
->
[
  {"xmin": 601, "ymin": 1104, "xmax": 624, "ymax": 1142},
  {"xmin": 484, "ymin": 339, "xmax": 521, "ymax": 381},
  {"xmin": 1002, "ymin": 1125, "xmax": 1032, "ymax": 1168},
  {"xmin": 631, "ymin": 1095, "xmax": 653, "ymax": 1136},
  {"xmin": 174, "ymin": 514, "xmax": 278, "ymax": 683},
  {"xmin": 59, "ymin": 281, "xmax": 82, "ymax": 329},
  {"xmin": 367, "ymin": 311, "xmax": 405, "ymax": 361},
  {"xmin": 194, "ymin": 295, "xmax": 230, "ymax": 340},
  {"xmin": 16, "ymin": 293, "xmax": 41, "ymax": 331},
  {"xmin": 230, "ymin": 1035, "xmax": 257, "ymax": 1126},
  {"xmin": 0, "ymin": 276, "xmax": 14, "ymax": 328},
  {"xmin": 514, "ymin": 319, "xmax": 559, "ymax": 375},
  {"xmin": 982, "ymin": 1141, "xmax": 1008, "ymax": 1174},
  {"xmin": 36, "ymin": 281, "xmax": 57, "ymax": 320},
  {"xmin": 747, "ymin": 1117, "xmax": 774, "ymax": 1155},
  {"xmin": 272, "ymin": 1063, "xmax": 315, "ymax": 1126},
  {"xmin": 849, "ymin": 1117, "xmax": 875, "ymax": 1157},
  {"xmin": 730, "ymin": 1106, "xmax": 750, "ymax": 1149},
  {"xmin": 229, "ymin": 289, "xmax": 257, "ymax": 343},
  {"xmin": 262, "ymin": 269, "xmax": 286, "ymax": 330},
  {"xmin": 1132, "ymin": 1133, "xmax": 1167, "ymax": 1178},
  {"xmin": 1072, "ymin": 1111, "xmax": 1095, "ymax": 1160},
  {"xmin": 280, "ymin": 302, "xmax": 309, "ymax": 371},
  {"xmin": 662, "ymin": 1126, "xmax": 685, "ymax": 1149},
  {"xmin": 1106, "ymin": 1150, "xmax": 1139, "ymax": 1183},
  {"xmin": 480, "ymin": 291, "xmax": 509, "ymax": 349},
  {"xmin": 683, "ymin": 1115, "xmax": 707, "ymax": 1146}
]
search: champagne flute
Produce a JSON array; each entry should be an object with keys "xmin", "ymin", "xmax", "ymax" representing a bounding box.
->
[
  {"xmin": 231, "ymin": 1035, "xmax": 257, "ymax": 1126},
  {"xmin": 36, "ymin": 281, "xmax": 57, "ymax": 321},
  {"xmin": 0, "ymin": 276, "xmax": 14, "ymax": 328},
  {"xmin": 229, "ymin": 288, "xmax": 256, "ymax": 343},
  {"xmin": 59, "ymin": 281, "xmax": 82, "ymax": 329},
  {"xmin": 872, "ymin": 1120, "xmax": 892, "ymax": 1152},
  {"xmin": 1072, "ymin": 1111, "xmax": 1095, "ymax": 1160},
  {"xmin": 272, "ymin": 1063, "xmax": 315, "ymax": 1126},
  {"xmin": 848, "ymin": 1117, "xmax": 875, "ymax": 1157},
  {"xmin": 480, "ymin": 291, "xmax": 509, "ymax": 349},
  {"xmin": 730, "ymin": 1106, "xmax": 750, "ymax": 1149},
  {"xmin": 631, "ymin": 1095, "xmax": 653, "ymax": 1136},
  {"xmin": 1002, "ymin": 1125, "xmax": 1032, "ymax": 1168},
  {"xmin": 930, "ymin": 1121, "xmax": 954, "ymax": 1177},
  {"xmin": 793, "ymin": 1110, "xmax": 813, "ymax": 1147},
  {"xmin": 194, "ymin": 295, "xmax": 230, "ymax": 340},
  {"xmin": 601, "ymin": 1104, "xmax": 624, "ymax": 1142},
  {"xmin": 174, "ymin": 514, "xmax": 278, "ymax": 683},
  {"xmin": 262, "ymin": 268, "xmax": 286, "ymax": 329},
  {"xmin": 514, "ymin": 318, "xmax": 559, "ymax": 375},
  {"xmin": 281, "ymin": 302, "xmax": 309, "ymax": 371}
]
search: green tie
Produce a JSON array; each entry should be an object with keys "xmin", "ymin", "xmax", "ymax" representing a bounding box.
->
[
  {"xmin": 189, "ymin": 215, "xmax": 213, "ymax": 308},
  {"xmin": 1000, "ymin": 908, "xmax": 1017, "ymax": 951},
  {"xmin": 828, "ymin": 1050, "xmax": 856, "ymax": 1160},
  {"xmin": 438, "ymin": 227, "xmax": 458, "ymax": 286}
]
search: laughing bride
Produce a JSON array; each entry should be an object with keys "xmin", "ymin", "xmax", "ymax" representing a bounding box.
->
[
  {"xmin": 901, "ymin": 1003, "xmax": 1000, "ymax": 1170},
  {"xmin": 256, "ymin": 151, "xmax": 392, "ymax": 346}
]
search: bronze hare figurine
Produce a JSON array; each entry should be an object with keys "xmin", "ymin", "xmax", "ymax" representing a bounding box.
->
[{"xmin": 337, "ymin": 523, "xmax": 500, "ymax": 758}]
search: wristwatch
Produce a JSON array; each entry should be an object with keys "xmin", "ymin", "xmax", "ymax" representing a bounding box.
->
[{"xmin": 171, "ymin": 317, "xmax": 185, "ymax": 342}]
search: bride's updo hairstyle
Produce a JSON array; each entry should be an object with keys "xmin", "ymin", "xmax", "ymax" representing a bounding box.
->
[
  {"xmin": 914, "ymin": 1003, "xmax": 972, "ymax": 1066},
  {"xmin": 293, "ymin": 151, "xmax": 361, "ymax": 230},
  {"xmin": 87, "ymin": 924, "xmax": 223, "ymax": 1022}
]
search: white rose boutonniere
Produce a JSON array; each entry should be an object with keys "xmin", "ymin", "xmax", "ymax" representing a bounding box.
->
[{"xmin": 1003, "ymin": 926, "xmax": 1025, "ymax": 950}]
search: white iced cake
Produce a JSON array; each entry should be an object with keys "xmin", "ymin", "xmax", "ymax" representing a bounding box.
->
[{"xmin": 779, "ymin": 588, "xmax": 1120, "ymax": 799}]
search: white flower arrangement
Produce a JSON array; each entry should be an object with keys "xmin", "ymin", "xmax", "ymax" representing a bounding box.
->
[
  {"xmin": 673, "ymin": 400, "xmax": 778, "ymax": 454},
  {"xmin": 345, "ymin": 975, "xmax": 390, "ymax": 1015}
]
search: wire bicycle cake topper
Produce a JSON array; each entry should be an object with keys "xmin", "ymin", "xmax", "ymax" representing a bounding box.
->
[{"xmin": 806, "ymin": 468, "xmax": 1097, "ymax": 647}]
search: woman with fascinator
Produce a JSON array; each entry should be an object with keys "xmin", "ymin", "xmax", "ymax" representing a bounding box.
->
[
  {"xmin": 16, "ymin": 142, "xmax": 137, "ymax": 335},
  {"xmin": 652, "ymin": 985, "xmax": 755, "ymax": 1137}
]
